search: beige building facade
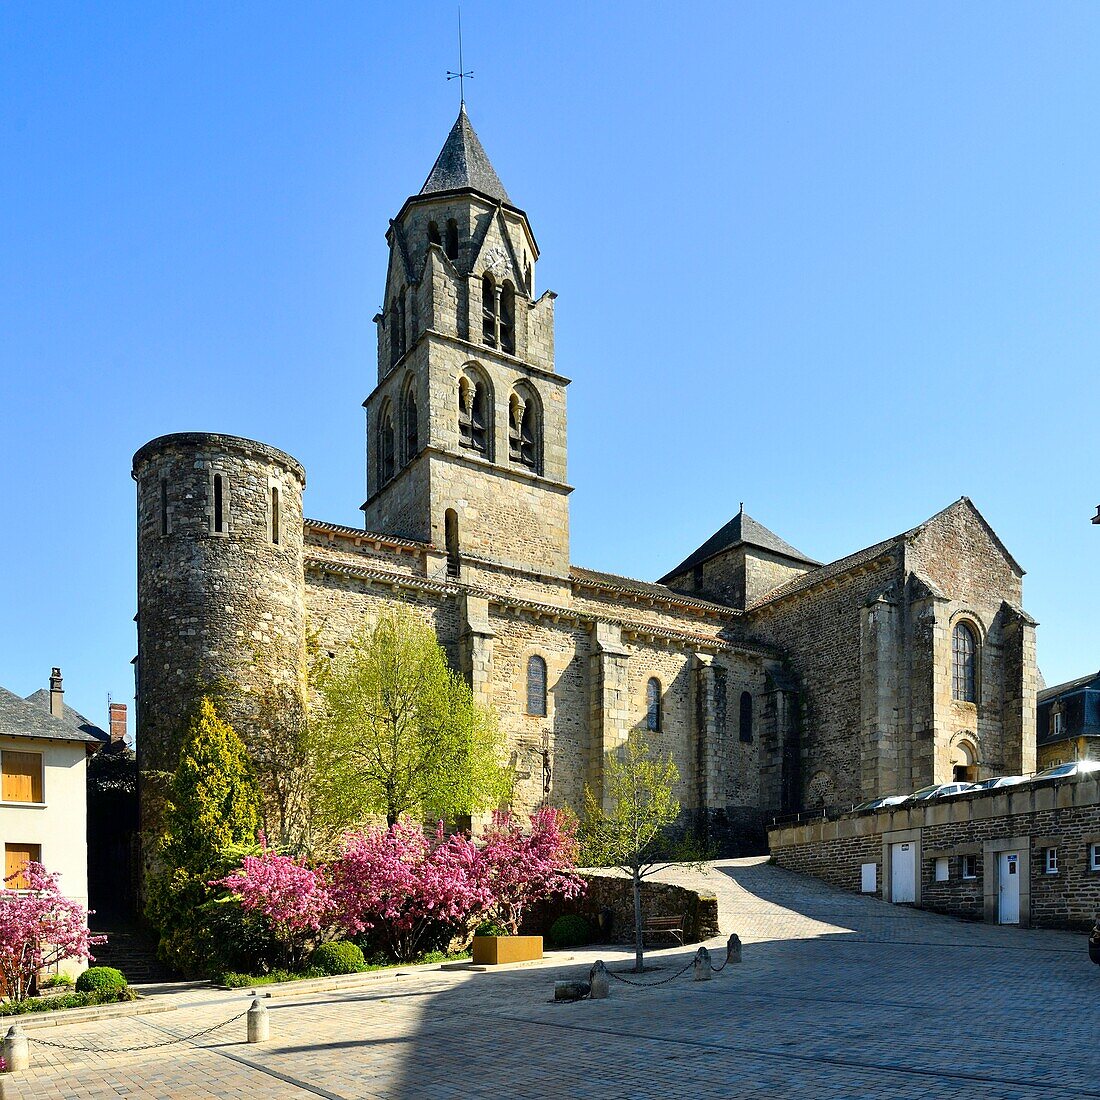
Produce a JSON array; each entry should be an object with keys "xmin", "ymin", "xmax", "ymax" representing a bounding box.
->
[{"xmin": 133, "ymin": 108, "xmax": 1037, "ymax": 849}]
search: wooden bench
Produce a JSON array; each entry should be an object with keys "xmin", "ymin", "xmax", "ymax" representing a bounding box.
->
[{"xmin": 641, "ymin": 914, "xmax": 686, "ymax": 945}]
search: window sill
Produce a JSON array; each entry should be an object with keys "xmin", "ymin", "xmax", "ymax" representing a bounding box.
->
[{"xmin": 0, "ymin": 801, "xmax": 47, "ymax": 809}]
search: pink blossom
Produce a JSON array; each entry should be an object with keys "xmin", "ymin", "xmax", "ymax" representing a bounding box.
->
[
  {"xmin": 0, "ymin": 862, "xmax": 106, "ymax": 1003},
  {"xmin": 473, "ymin": 808, "xmax": 585, "ymax": 935},
  {"xmin": 213, "ymin": 850, "xmax": 334, "ymax": 937}
]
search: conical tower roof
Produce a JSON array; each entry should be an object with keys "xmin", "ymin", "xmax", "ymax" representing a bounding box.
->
[{"xmin": 420, "ymin": 105, "xmax": 511, "ymax": 204}]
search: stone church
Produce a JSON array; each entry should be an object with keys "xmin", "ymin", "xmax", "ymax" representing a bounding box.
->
[{"xmin": 132, "ymin": 107, "xmax": 1038, "ymax": 848}]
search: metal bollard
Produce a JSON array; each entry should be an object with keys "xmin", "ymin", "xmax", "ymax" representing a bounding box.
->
[
  {"xmin": 1, "ymin": 1025, "xmax": 29, "ymax": 1071},
  {"xmin": 588, "ymin": 960, "xmax": 610, "ymax": 999},
  {"xmin": 246, "ymin": 998, "xmax": 270, "ymax": 1043},
  {"xmin": 693, "ymin": 946, "xmax": 713, "ymax": 981},
  {"xmin": 726, "ymin": 933, "xmax": 743, "ymax": 965}
]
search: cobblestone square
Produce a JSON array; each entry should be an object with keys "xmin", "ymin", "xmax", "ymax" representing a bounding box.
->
[{"xmin": 6, "ymin": 859, "xmax": 1095, "ymax": 1099}]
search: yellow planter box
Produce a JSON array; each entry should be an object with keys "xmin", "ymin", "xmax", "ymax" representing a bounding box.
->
[{"xmin": 471, "ymin": 935, "xmax": 543, "ymax": 965}]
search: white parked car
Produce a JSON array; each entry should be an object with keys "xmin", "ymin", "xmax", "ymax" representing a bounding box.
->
[
  {"xmin": 1032, "ymin": 760, "xmax": 1100, "ymax": 781},
  {"xmin": 907, "ymin": 782, "xmax": 979, "ymax": 801},
  {"xmin": 852, "ymin": 794, "xmax": 909, "ymax": 812},
  {"xmin": 973, "ymin": 775, "xmax": 1029, "ymax": 790}
]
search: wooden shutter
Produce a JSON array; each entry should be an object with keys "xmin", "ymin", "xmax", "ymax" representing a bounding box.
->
[
  {"xmin": 2, "ymin": 751, "xmax": 43, "ymax": 803},
  {"xmin": 5, "ymin": 844, "xmax": 41, "ymax": 890}
]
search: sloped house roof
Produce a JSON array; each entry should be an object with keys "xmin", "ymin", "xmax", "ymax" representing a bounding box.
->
[{"xmin": 0, "ymin": 687, "xmax": 105, "ymax": 745}]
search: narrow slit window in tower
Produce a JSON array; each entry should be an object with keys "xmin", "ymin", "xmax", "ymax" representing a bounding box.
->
[
  {"xmin": 160, "ymin": 478, "xmax": 168, "ymax": 536},
  {"xmin": 403, "ymin": 387, "xmax": 419, "ymax": 463},
  {"xmin": 739, "ymin": 691, "xmax": 753, "ymax": 743},
  {"xmin": 213, "ymin": 474, "xmax": 224, "ymax": 534},
  {"xmin": 445, "ymin": 508, "xmax": 460, "ymax": 578},
  {"xmin": 271, "ymin": 486, "xmax": 280, "ymax": 545}
]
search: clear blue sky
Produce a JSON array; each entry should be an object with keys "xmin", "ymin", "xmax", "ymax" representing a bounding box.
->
[{"xmin": 2, "ymin": 2, "xmax": 1097, "ymax": 729}]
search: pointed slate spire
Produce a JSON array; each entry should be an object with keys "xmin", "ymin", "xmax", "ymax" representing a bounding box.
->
[{"xmin": 420, "ymin": 105, "xmax": 511, "ymax": 204}]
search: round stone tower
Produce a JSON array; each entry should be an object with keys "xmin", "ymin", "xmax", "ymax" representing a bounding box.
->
[{"xmin": 132, "ymin": 432, "xmax": 306, "ymax": 830}]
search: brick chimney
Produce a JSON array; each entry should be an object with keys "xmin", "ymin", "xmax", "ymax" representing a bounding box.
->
[
  {"xmin": 108, "ymin": 702, "xmax": 127, "ymax": 746},
  {"xmin": 49, "ymin": 667, "xmax": 64, "ymax": 718}
]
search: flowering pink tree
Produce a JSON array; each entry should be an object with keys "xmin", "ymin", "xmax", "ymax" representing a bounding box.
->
[
  {"xmin": 330, "ymin": 819, "xmax": 487, "ymax": 961},
  {"xmin": 212, "ymin": 848, "xmax": 336, "ymax": 968},
  {"xmin": 474, "ymin": 808, "xmax": 585, "ymax": 935},
  {"xmin": 0, "ymin": 863, "xmax": 105, "ymax": 1003}
]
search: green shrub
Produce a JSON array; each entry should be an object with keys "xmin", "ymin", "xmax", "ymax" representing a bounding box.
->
[
  {"xmin": 548, "ymin": 914, "xmax": 592, "ymax": 949},
  {"xmin": 220, "ymin": 968, "xmax": 324, "ymax": 988},
  {"xmin": 75, "ymin": 967, "xmax": 127, "ymax": 995},
  {"xmin": 474, "ymin": 920, "xmax": 508, "ymax": 938},
  {"xmin": 312, "ymin": 940, "xmax": 367, "ymax": 976},
  {"xmin": 0, "ymin": 988, "xmax": 135, "ymax": 1016}
]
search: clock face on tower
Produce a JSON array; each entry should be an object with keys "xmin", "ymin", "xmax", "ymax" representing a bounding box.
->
[{"xmin": 481, "ymin": 245, "xmax": 510, "ymax": 279}]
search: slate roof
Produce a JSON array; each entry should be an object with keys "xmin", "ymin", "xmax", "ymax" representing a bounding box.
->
[
  {"xmin": 420, "ymin": 105, "xmax": 511, "ymax": 204},
  {"xmin": 659, "ymin": 508, "xmax": 819, "ymax": 583},
  {"xmin": 0, "ymin": 687, "xmax": 105, "ymax": 744},
  {"xmin": 570, "ymin": 566, "xmax": 736, "ymax": 614},
  {"xmin": 1038, "ymin": 671, "xmax": 1100, "ymax": 704},
  {"xmin": 24, "ymin": 689, "xmax": 108, "ymax": 742}
]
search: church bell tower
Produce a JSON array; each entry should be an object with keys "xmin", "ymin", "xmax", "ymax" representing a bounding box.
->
[{"xmin": 362, "ymin": 106, "xmax": 571, "ymax": 578}]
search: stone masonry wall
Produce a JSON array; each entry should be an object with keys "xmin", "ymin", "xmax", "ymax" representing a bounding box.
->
[{"xmin": 770, "ymin": 775, "xmax": 1100, "ymax": 930}]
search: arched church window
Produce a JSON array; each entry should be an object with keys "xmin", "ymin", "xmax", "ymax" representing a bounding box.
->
[
  {"xmin": 739, "ymin": 691, "xmax": 753, "ymax": 743},
  {"xmin": 527, "ymin": 655, "xmax": 548, "ymax": 717},
  {"xmin": 445, "ymin": 219, "xmax": 459, "ymax": 261},
  {"xmin": 481, "ymin": 273, "xmax": 498, "ymax": 348},
  {"xmin": 500, "ymin": 281, "xmax": 515, "ymax": 354},
  {"xmin": 646, "ymin": 677, "xmax": 662, "ymax": 732},
  {"xmin": 952, "ymin": 622, "xmax": 978, "ymax": 703},
  {"xmin": 377, "ymin": 406, "xmax": 396, "ymax": 487},
  {"xmin": 508, "ymin": 387, "xmax": 541, "ymax": 473},
  {"xmin": 389, "ymin": 288, "xmax": 406, "ymax": 366},
  {"xmin": 428, "ymin": 221, "xmax": 441, "ymax": 247},
  {"xmin": 402, "ymin": 377, "xmax": 419, "ymax": 465},
  {"xmin": 458, "ymin": 373, "xmax": 490, "ymax": 456}
]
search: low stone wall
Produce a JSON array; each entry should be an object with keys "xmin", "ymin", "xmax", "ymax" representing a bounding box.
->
[
  {"xmin": 769, "ymin": 774, "xmax": 1100, "ymax": 930},
  {"xmin": 523, "ymin": 872, "xmax": 720, "ymax": 946}
]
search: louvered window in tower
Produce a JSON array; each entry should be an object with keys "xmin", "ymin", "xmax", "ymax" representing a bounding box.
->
[
  {"xmin": 500, "ymin": 281, "xmax": 515, "ymax": 354},
  {"xmin": 482, "ymin": 274, "xmax": 497, "ymax": 348},
  {"xmin": 508, "ymin": 391, "xmax": 540, "ymax": 472},
  {"xmin": 458, "ymin": 376, "xmax": 489, "ymax": 456}
]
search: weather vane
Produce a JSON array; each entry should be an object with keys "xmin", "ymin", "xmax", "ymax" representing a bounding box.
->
[{"xmin": 446, "ymin": 7, "xmax": 473, "ymax": 106}]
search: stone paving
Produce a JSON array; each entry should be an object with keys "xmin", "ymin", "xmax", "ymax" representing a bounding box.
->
[{"xmin": 4, "ymin": 858, "xmax": 1097, "ymax": 1099}]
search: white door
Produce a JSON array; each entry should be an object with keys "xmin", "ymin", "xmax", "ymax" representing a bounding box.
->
[
  {"xmin": 891, "ymin": 842, "xmax": 916, "ymax": 903},
  {"xmin": 998, "ymin": 852, "xmax": 1021, "ymax": 924}
]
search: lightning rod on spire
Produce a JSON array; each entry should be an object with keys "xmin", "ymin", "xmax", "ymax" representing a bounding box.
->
[{"xmin": 446, "ymin": 7, "xmax": 474, "ymax": 106}]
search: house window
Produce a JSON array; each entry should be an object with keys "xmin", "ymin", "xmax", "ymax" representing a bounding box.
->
[
  {"xmin": 270, "ymin": 486, "xmax": 280, "ymax": 545},
  {"xmin": 1090, "ymin": 843, "xmax": 1100, "ymax": 873},
  {"xmin": 212, "ymin": 473, "xmax": 225, "ymax": 533},
  {"xmin": 739, "ymin": 691, "xmax": 753, "ymax": 743},
  {"xmin": 1, "ymin": 751, "xmax": 44, "ymax": 804},
  {"xmin": 4, "ymin": 843, "xmax": 41, "ymax": 890},
  {"xmin": 458, "ymin": 374, "xmax": 490, "ymax": 456},
  {"xmin": 646, "ymin": 678, "xmax": 662, "ymax": 732},
  {"xmin": 527, "ymin": 656, "xmax": 547, "ymax": 717},
  {"xmin": 1053, "ymin": 709, "xmax": 1065, "ymax": 737},
  {"xmin": 934, "ymin": 857, "xmax": 949, "ymax": 882},
  {"xmin": 952, "ymin": 622, "xmax": 977, "ymax": 703},
  {"xmin": 1044, "ymin": 847, "xmax": 1058, "ymax": 874},
  {"xmin": 961, "ymin": 854, "xmax": 977, "ymax": 880},
  {"xmin": 445, "ymin": 218, "xmax": 459, "ymax": 261}
]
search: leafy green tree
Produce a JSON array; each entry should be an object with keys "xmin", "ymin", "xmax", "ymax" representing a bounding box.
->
[
  {"xmin": 145, "ymin": 698, "xmax": 265, "ymax": 974},
  {"xmin": 580, "ymin": 728, "xmax": 686, "ymax": 973},
  {"xmin": 312, "ymin": 609, "xmax": 512, "ymax": 835}
]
